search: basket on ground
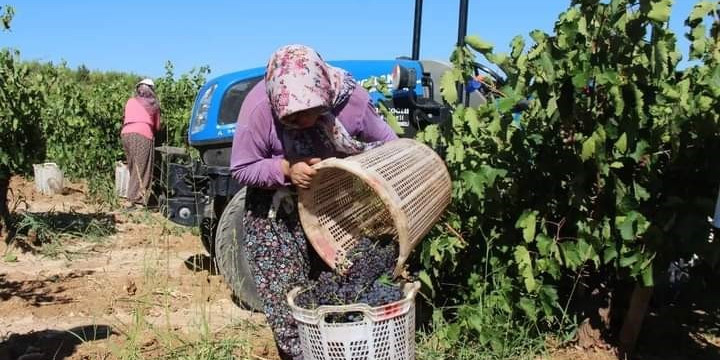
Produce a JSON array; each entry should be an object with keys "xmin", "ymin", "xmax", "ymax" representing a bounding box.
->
[
  {"xmin": 298, "ymin": 138, "xmax": 451, "ymax": 275},
  {"xmin": 287, "ymin": 281, "xmax": 420, "ymax": 360}
]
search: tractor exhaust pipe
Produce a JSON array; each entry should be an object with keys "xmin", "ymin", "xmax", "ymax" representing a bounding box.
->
[
  {"xmin": 457, "ymin": 0, "xmax": 469, "ymax": 47},
  {"xmin": 411, "ymin": 0, "xmax": 423, "ymax": 60},
  {"xmin": 456, "ymin": 0, "xmax": 469, "ymax": 104}
]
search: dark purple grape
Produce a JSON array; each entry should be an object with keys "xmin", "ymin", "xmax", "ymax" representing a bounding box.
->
[{"xmin": 292, "ymin": 236, "xmax": 404, "ymax": 322}]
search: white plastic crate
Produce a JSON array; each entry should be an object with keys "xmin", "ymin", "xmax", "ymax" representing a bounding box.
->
[
  {"xmin": 33, "ymin": 162, "xmax": 64, "ymax": 196},
  {"xmin": 115, "ymin": 161, "xmax": 129, "ymax": 198},
  {"xmin": 287, "ymin": 282, "xmax": 420, "ymax": 360}
]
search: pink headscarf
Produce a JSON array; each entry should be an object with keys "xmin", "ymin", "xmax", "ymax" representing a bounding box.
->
[
  {"xmin": 265, "ymin": 44, "xmax": 354, "ymax": 119},
  {"xmin": 265, "ymin": 44, "xmax": 384, "ymax": 156}
]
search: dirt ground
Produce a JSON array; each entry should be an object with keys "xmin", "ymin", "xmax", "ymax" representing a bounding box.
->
[
  {"xmin": 2, "ymin": 177, "xmax": 719, "ymax": 360},
  {"xmin": 0, "ymin": 177, "xmax": 278, "ymax": 360}
]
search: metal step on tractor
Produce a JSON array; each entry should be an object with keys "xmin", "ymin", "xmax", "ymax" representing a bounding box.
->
[{"xmin": 160, "ymin": 0, "xmax": 506, "ymax": 310}]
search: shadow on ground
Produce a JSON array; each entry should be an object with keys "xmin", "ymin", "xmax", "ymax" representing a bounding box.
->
[
  {"xmin": 634, "ymin": 276, "xmax": 720, "ymax": 360},
  {"xmin": 0, "ymin": 272, "xmax": 95, "ymax": 306},
  {"xmin": 184, "ymin": 254, "xmax": 219, "ymax": 275},
  {"xmin": 4, "ymin": 211, "xmax": 117, "ymax": 252},
  {"xmin": 0, "ymin": 325, "xmax": 115, "ymax": 360}
]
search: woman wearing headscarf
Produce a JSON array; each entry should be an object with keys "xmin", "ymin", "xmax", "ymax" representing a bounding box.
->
[
  {"xmin": 230, "ymin": 44, "xmax": 398, "ymax": 360},
  {"xmin": 121, "ymin": 78, "xmax": 161, "ymax": 209}
]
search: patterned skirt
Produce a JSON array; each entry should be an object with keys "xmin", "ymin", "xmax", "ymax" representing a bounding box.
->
[
  {"xmin": 243, "ymin": 187, "xmax": 310, "ymax": 360},
  {"xmin": 121, "ymin": 133, "xmax": 154, "ymax": 205}
]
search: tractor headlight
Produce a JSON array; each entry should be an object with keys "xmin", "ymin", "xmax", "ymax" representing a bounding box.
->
[
  {"xmin": 391, "ymin": 64, "xmax": 415, "ymax": 91},
  {"xmin": 190, "ymin": 83, "xmax": 218, "ymax": 135}
]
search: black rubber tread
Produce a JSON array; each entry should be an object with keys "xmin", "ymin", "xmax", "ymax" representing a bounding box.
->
[{"xmin": 214, "ymin": 188, "xmax": 263, "ymax": 311}]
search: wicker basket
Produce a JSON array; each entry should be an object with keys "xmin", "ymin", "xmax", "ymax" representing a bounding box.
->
[
  {"xmin": 287, "ymin": 282, "xmax": 420, "ymax": 360},
  {"xmin": 298, "ymin": 138, "xmax": 451, "ymax": 276}
]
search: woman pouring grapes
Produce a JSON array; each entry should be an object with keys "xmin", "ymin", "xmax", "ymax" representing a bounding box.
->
[{"xmin": 229, "ymin": 44, "xmax": 398, "ymax": 360}]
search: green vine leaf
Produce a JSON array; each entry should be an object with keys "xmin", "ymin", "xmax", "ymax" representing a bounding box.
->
[
  {"xmin": 687, "ymin": 1, "xmax": 717, "ymax": 25},
  {"xmin": 510, "ymin": 35, "xmax": 525, "ymax": 59},
  {"xmin": 646, "ymin": 0, "xmax": 673, "ymax": 23},
  {"xmin": 515, "ymin": 210, "xmax": 538, "ymax": 242},
  {"xmin": 418, "ymin": 270, "xmax": 435, "ymax": 298},
  {"xmin": 514, "ymin": 245, "xmax": 537, "ymax": 292},
  {"xmin": 465, "ymin": 107, "xmax": 480, "ymax": 136},
  {"xmin": 603, "ymin": 246, "xmax": 619, "ymax": 264},
  {"xmin": 641, "ymin": 262, "xmax": 654, "ymax": 286},
  {"xmin": 614, "ymin": 133, "xmax": 628, "ymax": 154},
  {"xmin": 440, "ymin": 70, "xmax": 459, "ymax": 105},
  {"xmin": 519, "ymin": 297, "xmax": 538, "ymax": 321},
  {"xmin": 581, "ymin": 137, "xmax": 596, "ymax": 161},
  {"xmin": 465, "ymin": 35, "xmax": 494, "ymax": 53}
]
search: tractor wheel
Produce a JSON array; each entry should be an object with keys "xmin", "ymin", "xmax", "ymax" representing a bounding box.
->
[{"xmin": 214, "ymin": 187, "xmax": 263, "ymax": 311}]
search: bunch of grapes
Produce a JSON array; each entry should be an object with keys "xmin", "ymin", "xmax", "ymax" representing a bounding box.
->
[
  {"xmin": 293, "ymin": 236, "xmax": 405, "ymax": 321},
  {"xmin": 343, "ymin": 236, "xmax": 397, "ymax": 282},
  {"xmin": 358, "ymin": 278, "xmax": 404, "ymax": 307}
]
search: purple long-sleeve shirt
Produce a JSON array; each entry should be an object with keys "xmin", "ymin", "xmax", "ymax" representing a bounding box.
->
[{"xmin": 230, "ymin": 81, "xmax": 398, "ymax": 189}]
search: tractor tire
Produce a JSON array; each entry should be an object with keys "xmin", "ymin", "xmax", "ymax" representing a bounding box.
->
[{"xmin": 214, "ymin": 187, "xmax": 263, "ymax": 311}]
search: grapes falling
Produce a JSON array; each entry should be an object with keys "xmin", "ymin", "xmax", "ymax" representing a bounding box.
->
[{"xmin": 294, "ymin": 236, "xmax": 404, "ymax": 321}]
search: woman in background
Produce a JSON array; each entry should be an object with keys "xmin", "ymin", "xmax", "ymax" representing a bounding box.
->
[{"xmin": 121, "ymin": 78, "xmax": 161, "ymax": 209}]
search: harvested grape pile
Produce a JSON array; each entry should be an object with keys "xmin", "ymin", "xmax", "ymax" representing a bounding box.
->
[{"xmin": 295, "ymin": 237, "xmax": 404, "ymax": 311}]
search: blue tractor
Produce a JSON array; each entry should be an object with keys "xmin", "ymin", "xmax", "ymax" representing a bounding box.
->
[{"xmin": 163, "ymin": 0, "xmax": 502, "ymax": 309}]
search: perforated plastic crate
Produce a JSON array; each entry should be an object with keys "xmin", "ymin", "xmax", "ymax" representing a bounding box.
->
[
  {"xmin": 33, "ymin": 162, "xmax": 64, "ymax": 196},
  {"xmin": 298, "ymin": 138, "xmax": 451, "ymax": 276},
  {"xmin": 287, "ymin": 282, "xmax": 420, "ymax": 360},
  {"xmin": 115, "ymin": 161, "xmax": 129, "ymax": 198}
]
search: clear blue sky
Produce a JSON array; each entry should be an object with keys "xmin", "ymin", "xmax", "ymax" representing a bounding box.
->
[{"xmin": 0, "ymin": 1, "xmax": 697, "ymax": 79}]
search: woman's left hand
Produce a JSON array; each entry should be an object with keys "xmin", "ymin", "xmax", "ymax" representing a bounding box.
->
[{"xmin": 289, "ymin": 158, "xmax": 321, "ymax": 189}]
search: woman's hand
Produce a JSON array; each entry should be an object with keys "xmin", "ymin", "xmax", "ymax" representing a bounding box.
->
[{"xmin": 283, "ymin": 158, "xmax": 321, "ymax": 188}]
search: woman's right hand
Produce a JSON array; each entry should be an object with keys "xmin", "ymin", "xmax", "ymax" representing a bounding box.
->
[{"xmin": 283, "ymin": 158, "xmax": 321, "ymax": 189}]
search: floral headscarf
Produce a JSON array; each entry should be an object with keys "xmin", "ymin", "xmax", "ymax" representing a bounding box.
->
[
  {"xmin": 135, "ymin": 84, "xmax": 159, "ymax": 117},
  {"xmin": 265, "ymin": 44, "xmax": 383, "ymax": 156}
]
